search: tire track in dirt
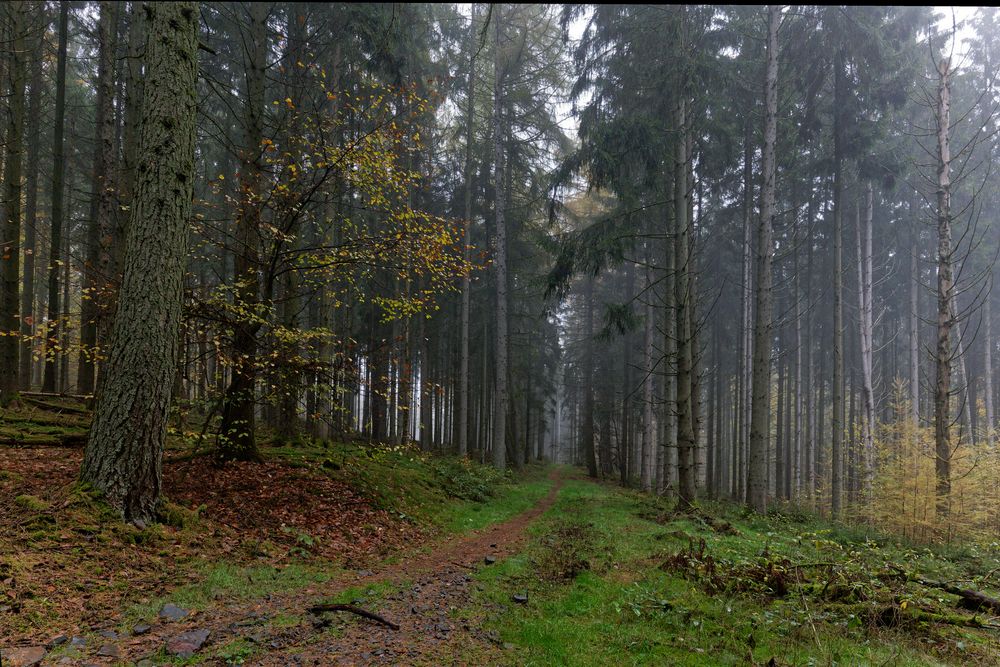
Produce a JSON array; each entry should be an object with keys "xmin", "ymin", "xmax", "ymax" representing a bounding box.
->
[
  {"xmin": 123, "ymin": 468, "xmax": 564, "ymax": 665},
  {"xmin": 264, "ymin": 466, "xmax": 565, "ymax": 665}
]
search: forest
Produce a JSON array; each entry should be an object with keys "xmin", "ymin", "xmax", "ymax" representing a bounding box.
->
[{"xmin": 3, "ymin": 3, "xmax": 1000, "ymax": 666}]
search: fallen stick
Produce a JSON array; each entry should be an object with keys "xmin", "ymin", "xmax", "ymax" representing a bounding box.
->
[
  {"xmin": 890, "ymin": 565, "xmax": 1000, "ymax": 614},
  {"xmin": 19, "ymin": 391, "xmax": 90, "ymax": 401},
  {"xmin": 915, "ymin": 577, "xmax": 1000, "ymax": 614},
  {"xmin": 0, "ymin": 433, "xmax": 88, "ymax": 448},
  {"xmin": 308, "ymin": 603, "xmax": 400, "ymax": 630},
  {"xmin": 18, "ymin": 395, "xmax": 91, "ymax": 415}
]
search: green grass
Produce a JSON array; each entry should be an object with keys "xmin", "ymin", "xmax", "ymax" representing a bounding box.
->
[
  {"xmin": 118, "ymin": 445, "xmax": 553, "ymax": 636},
  {"xmin": 463, "ymin": 477, "xmax": 1000, "ymax": 666},
  {"xmin": 125, "ymin": 562, "xmax": 334, "ymax": 627},
  {"xmin": 440, "ymin": 473, "xmax": 551, "ymax": 533},
  {"xmin": 316, "ymin": 578, "xmax": 403, "ymax": 606}
]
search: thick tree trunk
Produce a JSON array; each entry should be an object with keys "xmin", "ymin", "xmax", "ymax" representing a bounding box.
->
[
  {"xmin": 748, "ymin": 6, "xmax": 779, "ymax": 513},
  {"xmin": 80, "ymin": 0, "xmax": 198, "ymax": 522},
  {"xmin": 0, "ymin": 1, "xmax": 27, "ymax": 400}
]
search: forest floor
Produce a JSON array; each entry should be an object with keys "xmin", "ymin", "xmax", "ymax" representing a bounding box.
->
[{"xmin": 3, "ymin": 398, "xmax": 1000, "ymax": 666}]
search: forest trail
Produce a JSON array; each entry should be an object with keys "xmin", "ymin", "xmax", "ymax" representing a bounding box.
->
[{"xmin": 126, "ymin": 467, "xmax": 565, "ymax": 665}]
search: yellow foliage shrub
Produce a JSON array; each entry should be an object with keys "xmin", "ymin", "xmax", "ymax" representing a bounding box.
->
[{"xmin": 855, "ymin": 380, "xmax": 1000, "ymax": 543}]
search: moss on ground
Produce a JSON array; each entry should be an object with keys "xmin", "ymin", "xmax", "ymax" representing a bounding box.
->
[{"xmin": 461, "ymin": 478, "xmax": 1000, "ymax": 666}]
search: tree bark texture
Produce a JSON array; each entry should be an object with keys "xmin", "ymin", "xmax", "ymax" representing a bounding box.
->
[{"xmin": 80, "ymin": 0, "xmax": 198, "ymax": 522}]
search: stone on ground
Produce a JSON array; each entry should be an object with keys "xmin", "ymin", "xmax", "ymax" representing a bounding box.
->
[
  {"xmin": 166, "ymin": 628, "xmax": 210, "ymax": 658},
  {"xmin": 159, "ymin": 602, "xmax": 190, "ymax": 620},
  {"xmin": 0, "ymin": 646, "xmax": 47, "ymax": 667}
]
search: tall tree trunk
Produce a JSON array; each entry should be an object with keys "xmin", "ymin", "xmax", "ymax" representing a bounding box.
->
[
  {"xmin": 738, "ymin": 123, "xmax": 754, "ymax": 503},
  {"xmin": 491, "ymin": 8, "xmax": 509, "ymax": 470},
  {"xmin": 218, "ymin": 2, "xmax": 267, "ymax": 462},
  {"xmin": 748, "ymin": 5, "xmax": 779, "ymax": 513},
  {"xmin": 78, "ymin": 1, "xmax": 118, "ymax": 395},
  {"xmin": 621, "ymin": 261, "xmax": 634, "ymax": 485},
  {"xmin": 122, "ymin": 0, "xmax": 145, "ymax": 234},
  {"xmin": 80, "ymin": 0, "xmax": 198, "ymax": 522},
  {"xmin": 985, "ymin": 295, "xmax": 994, "ymax": 446},
  {"xmin": 675, "ymin": 95, "xmax": 696, "ymax": 508},
  {"xmin": 831, "ymin": 50, "xmax": 846, "ymax": 518},
  {"xmin": 0, "ymin": 1, "xmax": 26, "ymax": 400},
  {"xmin": 641, "ymin": 252, "xmax": 655, "ymax": 492},
  {"xmin": 933, "ymin": 56, "xmax": 953, "ymax": 519},
  {"xmin": 794, "ymin": 209, "xmax": 804, "ymax": 498},
  {"xmin": 581, "ymin": 274, "xmax": 598, "ymax": 477},
  {"xmin": 18, "ymin": 4, "xmax": 43, "ymax": 390},
  {"xmin": 910, "ymin": 204, "xmax": 920, "ymax": 436},
  {"xmin": 855, "ymin": 181, "xmax": 876, "ymax": 497},
  {"xmin": 458, "ymin": 5, "xmax": 478, "ymax": 459},
  {"xmin": 708, "ymin": 328, "xmax": 721, "ymax": 498},
  {"xmin": 275, "ymin": 4, "xmax": 307, "ymax": 442},
  {"xmin": 806, "ymin": 197, "xmax": 817, "ymax": 501},
  {"xmin": 775, "ymin": 330, "xmax": 785, "ymax": 501},
  {"xmin": 59, "ymin": 190, "xmax": 71, "ymax": 393}
]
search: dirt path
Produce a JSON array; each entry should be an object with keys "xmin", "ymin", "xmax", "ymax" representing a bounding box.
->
[{"xmin": 124, "ymin": 468, "xmax": 564, "ymax": 665}]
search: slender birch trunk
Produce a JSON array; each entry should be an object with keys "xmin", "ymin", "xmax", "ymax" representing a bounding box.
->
[
  {"xmin": 855, "ymin": 181, "xmax": 876, "ymax": 496},
  {"xmin": 934, "ymin": 56, "xmax": 953, "ymax": 519}
]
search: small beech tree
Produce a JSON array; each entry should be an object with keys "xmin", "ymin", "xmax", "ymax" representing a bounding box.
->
[{"xmin": 201, "ymin": 75, "xmax": 474, "ymax": 461}]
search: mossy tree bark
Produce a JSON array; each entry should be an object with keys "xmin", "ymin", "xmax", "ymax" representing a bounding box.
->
[{"xmin": 80, "ymin": 1, "xmax": 198, "ymax": 522}]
